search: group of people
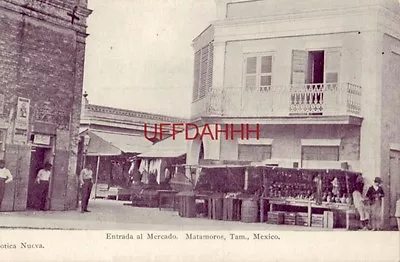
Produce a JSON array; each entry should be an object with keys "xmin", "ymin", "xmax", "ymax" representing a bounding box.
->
[
  {"xmin": 352, "ymin": 176, "xmax": 393, "ymax": 230},
  {"xmin": 0, "ymin": 159, "xmax": 94, "ymax": 213}
]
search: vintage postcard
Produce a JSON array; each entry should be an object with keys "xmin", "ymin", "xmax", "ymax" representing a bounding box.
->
[{"xmin": 0, "ymin": 0, "xmax": 399, "ymax": 261}]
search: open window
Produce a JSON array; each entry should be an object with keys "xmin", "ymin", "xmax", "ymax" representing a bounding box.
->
[
  {"xmin": 291, "ymin": 48, "xmax": 340, "ymax": 85},
  {"xmin": 290, "ymin": 48, "xmax": 340, "ymax": 115}
]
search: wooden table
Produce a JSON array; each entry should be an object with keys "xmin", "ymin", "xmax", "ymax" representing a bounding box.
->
[
  {"xmin": 261, "ymin": 197, "xmax": 355, "ymax": 228},
  {"xmin": 158, "ymin": 190, "xmax": 178, "ymax": 211}
]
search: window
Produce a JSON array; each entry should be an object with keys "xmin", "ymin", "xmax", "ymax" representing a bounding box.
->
[
  {"xmin": 244, "ymin": 54, "xmax": 273, "ymax": 91},
  {"xmin": 301, "ymin": 146, "xmax": 339, "ymax": 161},
  {"xmin": 238, "ymin": 145, "xmax": 272, "ymax": 162},
  {"xmin": 192, "ymin": 42, "xmax": 214, "ymax": 101},
  {"xmin": 291, "ymin": 48, "xmax": 340, "ymax": 85}
]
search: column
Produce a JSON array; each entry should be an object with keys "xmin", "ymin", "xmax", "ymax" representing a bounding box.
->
[{"xmin": 359, "ymin": 30, "xmax": 383, "ymax": 184}]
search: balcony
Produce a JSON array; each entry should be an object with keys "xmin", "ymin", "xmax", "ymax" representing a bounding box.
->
[{"xmin": 200, "ymin": 83, "xmax": 362, "ymax": 123}]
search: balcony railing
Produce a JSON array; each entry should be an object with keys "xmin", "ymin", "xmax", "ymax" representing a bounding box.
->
[{"xmin": 203, "ymin": 83, "xmax": 361, "ymax": 117}]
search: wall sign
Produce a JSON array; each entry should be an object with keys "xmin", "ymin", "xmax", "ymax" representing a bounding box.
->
[
  {"xmin": 13, "ymin": 97, "xmax": 30, "ymax": 145},
  {"xmin": 33, "ymin": 134, "xmax": 51, "ymax": 146}
]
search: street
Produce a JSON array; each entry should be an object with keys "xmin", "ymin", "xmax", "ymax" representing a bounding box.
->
[{"xmin": 0, "ymin": 199, "xmax": 343, "ymax": 231}]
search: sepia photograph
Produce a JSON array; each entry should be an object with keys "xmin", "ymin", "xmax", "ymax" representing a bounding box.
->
[{"xmin": 0, "ymin": 0, "xmax": 400, "ymax": 261}]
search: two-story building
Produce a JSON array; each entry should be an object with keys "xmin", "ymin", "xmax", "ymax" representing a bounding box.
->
[{"xmin": 188, "ymin": 0, "xmax": 400, "ymax": 227}]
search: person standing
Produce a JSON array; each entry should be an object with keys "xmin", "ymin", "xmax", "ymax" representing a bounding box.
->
[
  {"xmin": 352, "ymin": 183, "xmax": 369, "ymax": 230},
  {"xmin": 80, "ymin": 163, "xmax": 93, "ymax": 213},
  {"xmin": 35, "ymin": 162, "xmax": 52, "ymax": 211},
  {"xmin": 395, "ymin": 195, "xmax": 400, "ymax": 231},
  {"xmin": 366, "ymin": 177, "xmax": 385, "ymax": 231},
  {"xmin": 0, "ymin": 160, "xmax": 13, "ymax": 209}
]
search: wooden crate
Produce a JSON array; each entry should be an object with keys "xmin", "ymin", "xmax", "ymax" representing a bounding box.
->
[
  {"xmin": 208, "ymin": 196, "xmax": 224, "ymax": 220},
  {"xmin": 311, "ymin": 214, "xmax": 324, "ymax": 228},
  {"xmin": 296, "ymin": 212, "xmax": 309, "ymax": 226},
  {"xmin": 284, "ymin": 212, "xmax": 296, "ymax": 225},
  {"xmin": 95, "ymin": 183, "xmax": 109, "ymax": 198},
  {"xmin": 346, "ymin": 210, "xmax": 360, "ymax": 230},
  {"xmin": 223, "ymin": 198, "xmax": 241, "ymax": 221},
  {"xmin": 267, "ymin": 211, "xmax": 284, "ymax": 224},
  {"xmin": 323, "ymin": 211, "xmax": 337, "ymax": 229}
]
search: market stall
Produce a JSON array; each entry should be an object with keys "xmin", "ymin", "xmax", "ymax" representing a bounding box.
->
[{"xmin": 176, "ymin": 164, "xmax": 361, "ymax": 229}]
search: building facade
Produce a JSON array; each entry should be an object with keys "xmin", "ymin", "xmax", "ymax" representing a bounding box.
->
[
  {"xmin": 188, "ymin": 0, "xmax": 400, "ymax": 227},
  {"xmin": 0, "ymin": 0, "xmax": 91, "ymax": 211}
]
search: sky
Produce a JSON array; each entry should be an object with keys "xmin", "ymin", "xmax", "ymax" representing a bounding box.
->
[{"xmin": 83, "ymin": 0, "xmax": 216, "ymax": 118}]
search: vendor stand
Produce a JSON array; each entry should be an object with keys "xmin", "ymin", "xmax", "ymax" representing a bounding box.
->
[
  {"xmin": 178, "ymin": 163, "xmax": 360, "ymax": 229},
  {"xmin": 259, "ymin": 167, "xmax": 359, "ymax": 228}
]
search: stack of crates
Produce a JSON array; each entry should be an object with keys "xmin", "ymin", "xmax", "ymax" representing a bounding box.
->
[
  {"xmin": 266, "ymin": 211, "xmax": 284, "ymax": 224},
  {"xmin": 284, "ymin": 212, "xmax": 296, "ymax": 225},
  {"xmin": 311, "ymin": 214, "xmax": 324, "ymax": 228},
  {"xmin": 295, "ymin": 212, "xmax": 309, "ymax": 226}
]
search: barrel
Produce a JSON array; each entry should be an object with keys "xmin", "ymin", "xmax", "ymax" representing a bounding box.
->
[
  {"xmin": 178, "ymin": 194, "xmax": 196, "ymax": 218},
  {"xmin": 209, "ymin": 196, "xmax": 224, "ymax": 220},
  {"xmin": 241, "ymin": 199, "xmax": 259, "ymax": 223}
]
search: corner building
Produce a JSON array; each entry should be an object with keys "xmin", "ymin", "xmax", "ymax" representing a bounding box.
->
[
  {"xmin": 188, "ymin": 0, "xmax": 400, "ymax": 228},
  {"xmin": 0, "ymin": 0, "xmax": 91, "ymax": 211}
]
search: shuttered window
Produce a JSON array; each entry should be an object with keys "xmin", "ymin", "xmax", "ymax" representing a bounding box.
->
[
  {"xmin": 238, "ymin": 145, "xmax": 272, "ymax": 162},
  {"xmin": 302, "ymin": 146, "xmax": 339, "ymax": 161},
  {"xmin": 244, "ymin": 54, "xmax": 273, "ymax": 91},
  {"xmin": 0, "ymin": 130, "xmax": 4, "ymax": 159},
  {"xmin": 192, "ymin": 42, "xmax": 214, "ymax": 101}
]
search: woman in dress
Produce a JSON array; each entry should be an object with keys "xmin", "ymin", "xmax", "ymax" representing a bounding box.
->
[{"xmin": 352, "ymin": 181, "xmax": 369, "ymax": 230}]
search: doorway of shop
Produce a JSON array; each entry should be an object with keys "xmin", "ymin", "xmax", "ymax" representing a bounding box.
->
[{"xmin": 27, "ymin": 147, "xmax": 52, "ymax": 210}]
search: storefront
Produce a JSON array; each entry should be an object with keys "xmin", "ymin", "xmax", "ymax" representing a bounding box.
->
[{"xmin": 80, "ymin": 129, "xmax": 152, "ymax": 197}]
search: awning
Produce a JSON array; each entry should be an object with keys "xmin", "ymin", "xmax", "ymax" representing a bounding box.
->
[
  {"xmin": 81, "ymin": 130, "xmax": 152, "ymax": 156},
  {"xmin": 137, "ymin": 131, "xmax": 187, "ymax": 158}
]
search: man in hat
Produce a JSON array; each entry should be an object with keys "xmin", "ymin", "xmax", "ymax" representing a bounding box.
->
[
  {"xmin": 35, "ymin": 162, "xmax": 53, "ymax": 211},
  {"xmin": 79, "ymin": 163, "xmax": 93, "ymax": 213},
  {"xmin": 366, "ymin": 177, "xmax": 385, "ymax": 230},
  {"xmin": 0, "ymin": 160, "xmax": 13, "ymax": 209}
]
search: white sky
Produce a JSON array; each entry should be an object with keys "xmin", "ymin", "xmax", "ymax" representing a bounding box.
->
[{"xmin": 83, "ymin": 0, "xmax": 216, "ymax": 118}]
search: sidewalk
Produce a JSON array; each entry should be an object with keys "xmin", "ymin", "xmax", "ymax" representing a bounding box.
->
[{"xmin": 0, "ymin": 199, "xmax": 344, "ymax": 231}]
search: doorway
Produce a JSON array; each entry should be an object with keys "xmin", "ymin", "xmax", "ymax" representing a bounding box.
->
[
  {"xmin": 27, "ymin": 147, "xmax": 52, "ymax": 210},
  {"xmin": 389, "ymin": 150, "xmax": 400, "ymax": 227},
  {"xmin": 307, "ymin": 51, "xmax": 325, "ymax": 84}
]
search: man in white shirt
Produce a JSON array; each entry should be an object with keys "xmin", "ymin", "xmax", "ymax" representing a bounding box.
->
[
  {"xmin": 80, "ymin": 163, "xmax": 93, "ymax": 213},
  {"xmin": 395, "ymin": 194, "xmax": 400, "ymax": 231},
  {"xmin": 35, "ymin": 162, "xmax": 52, "ymax": 211},
  {"xmin": 0, "ymin": 160, "xmax": 13, "ymax": 209}
]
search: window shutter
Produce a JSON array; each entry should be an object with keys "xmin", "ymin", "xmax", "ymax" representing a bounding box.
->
[
  {"xmin": 324, "ymin": 48, "xmax": 340, "ymax": 83},
  {"xmin": 244, "ymin": 56, "xmax": 257, "ymax": 91},
  {"xmin": 207, "ymin": 43, "xmax": 214, "ymax": 92},
  {"xmin": 192, "ymin": 50, "xmax": 201, "ymax": 101},
  {"xmin": 302, "ymin": 146, "xmax": 339, "ymax": 161},
  {"xmin": 291, "ymin": 50, "xmax": 307, "ymax": 85},
  {"xmin": 199, "ymin": 46, "xmax": 209, "ymax": 98},
  {"xmin": 238, "ymin": 145, "xmax": 272, "ymax": 161}
]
